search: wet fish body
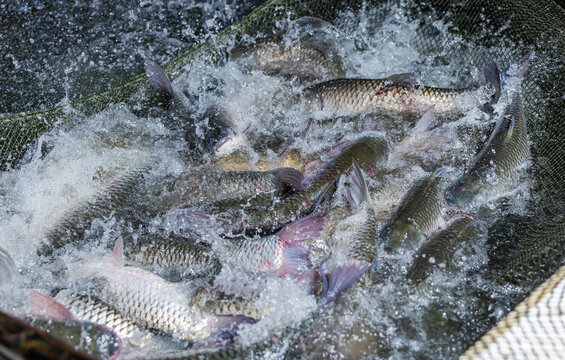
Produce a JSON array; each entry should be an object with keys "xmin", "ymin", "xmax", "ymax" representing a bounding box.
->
[
  {"xmin": 55, "ymin": 292, "xmax": 150, "ymax": 346},
  {"xmin": 83, "ymin": 237, "xmax": 249, "ymax": 343},
  {"xmin": 346, "ymin": 160, "xmax": 379, "ymax": 264},
  {"xmin": 445, "ymin": 94, "xmax": 529, "ymax": 207},
  {"xmin": 145, "ymin": 61, "xmax": 243, "ymax": 156},
  {"xmin": 225, "ymin": 214, "xmax": 325, "ymax": 278},
  {"xmin": 165, "ymin": 167, "xmax": 304, "ymax": 208},
  {"xmin": 379, "ymin": 169, "xmax": 445, "ymax": 254},
  {"xmin": 37, "ymin": 165, "xmax": 151, "ymax": 257},
  {"xmin": 231, "ymin": 136, "xmax": 388, "ymax": 232},
  {"xmin": 406, "ymin": 216, "xmax": 486, "ymax": 283},
  {"xmin": 304, "ymin": 77, "xmax": 481, "ymax": 115},
  {"xmin": 123, "ymin": 234, "xmax": 222, "ymax": 279},
  {"xmin": 231, "ymin": 38, "xmax": 345, "ymax": 82},
  {"xmin": 0, "ymin": 310, "xmax": 96, "ymax": 360},
  {"xmin": 29, "ymin": 318, "xmax": 121, "ymax": 359}
]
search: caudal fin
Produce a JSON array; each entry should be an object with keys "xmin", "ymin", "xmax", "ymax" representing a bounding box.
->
[
  {"xmin": 29, "ymin": 290, "xmax": 75, "ymax": 321},
  {"xmin": 277, "ymin": 213, "xmax": 326, "ymax": 243},
  {"xmin": 275, "ymin": 214, "xmax": 326, "ymax": 278},
  {"xmin": 0, "ymin": 247, "xmax": 17, "ymax": 286},
  {"xmin": 144, "ymin": 60, "xmax": 174, "ymax": 97},
  {"xmin": 346, "ymin": 159, "xmax": 369, "ymax": 209},
  {"xmin": 484, "ymin": 60, "xmax": 502, "ymax": 103},
  {"xmin": 319, "ymin": 261, "xmax": 371, "ymax": 305},
  {"xmin": 271, "ymin": 167, "xmax": 306, "ymax": 192}
]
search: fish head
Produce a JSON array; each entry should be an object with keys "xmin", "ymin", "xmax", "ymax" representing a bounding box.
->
[
  {"xmin": 380, "ymin": 219, "xmax": 426, "ymax": 255},
  {"xmin": 444, "ymin": 173, "xmax": 482, "ymax": 208},
  {"xmin": 197, "ymin": 107, "xmax": 245, "ymax": 157},
  {"xmin": 213, "ymin": 119, "xmax": 244, "ymax": 157}
]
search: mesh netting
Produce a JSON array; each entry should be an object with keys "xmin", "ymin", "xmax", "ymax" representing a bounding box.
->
[{"xmin": 1, "ymin": 0, "xmax": 564, "ymax": 355}]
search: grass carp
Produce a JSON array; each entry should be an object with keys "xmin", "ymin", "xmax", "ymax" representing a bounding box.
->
[
  {"xmin": 406, "ymin": 216, "xmax": 486, "ymax": 283},
  {"xmin": 379, "ymin": 169, "xmax": 445, "ymax": 254},
  {"xmin": 445, "ymin": 94, "xmax": 529, "ymax": 207},
  {"xmin": 303, "ymin": 61, "xmax": 500, "ymax": 116}
]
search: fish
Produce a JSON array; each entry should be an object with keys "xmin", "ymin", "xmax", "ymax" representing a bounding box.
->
[
  {"xmin": 37, "ymin": 165, "xmax": 151, "ymax": 257},
  {"xmin": 189, "ymin": 286, "xmax": 269, "ymax": 320},
  {"xmin": 145, "ymin": 60, "xmax": 243, "ymax": 157},
  {"xmin": 137, "ymin": 260, "xmax": 371, "ymax": 359},
  {"xmin": 224, "ymin": 213, "xmax": 325, "ymax": 278},
  {"xmin": 0, "ymin": 310, "xmax": 97, "ymax": 360},
  {"xmin": 379, "ymin": 169, "xmax": 445, "ymax": 255},
  {"xmin": 75, "ymin": 236, "xmax": 253, "ymax": 344},
  {"xmin": 122, "ymin": 233, "xmax": 222, "ymax": 280},
  {"xmin": 444, "ymin": 94, "xmax": 529, "ymax": 207},
  {"xmin": 302, "ymin": 61, "xmax": 501, "ymax": 116},
  {"xmin": 29, "ymin": 290, "xmax": 122, "ymax": 359},
  {"xmin": 406, "ymin": 216, "xmax": 486, "ymax": 283},
  {"xmin": 50, "ymin": 291, "xmax": 152, "ymax": 347},
  {"xmin": 225, "ymin": 135, "xmax": 389, "ymax": 233},
  {"xmin": 230, "ymin": 37, "xmax": 345, "ymax": 82},
  {"xmin": 160, "ymin": 167, "xmax": 305, "ymax": 211},
  {"xmin": 346, "ymin": 160, "xmax": 380, "ymax": 264}
]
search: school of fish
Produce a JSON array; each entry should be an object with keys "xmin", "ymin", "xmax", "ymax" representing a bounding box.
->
[{"xmin": 0, "ymin": 13, "xmax": 536, "ymax": 360}]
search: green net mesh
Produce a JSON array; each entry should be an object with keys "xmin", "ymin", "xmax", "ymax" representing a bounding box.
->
[{"xmin": 1, "ymin": 0, "xmax": 564, "ymax": 354}]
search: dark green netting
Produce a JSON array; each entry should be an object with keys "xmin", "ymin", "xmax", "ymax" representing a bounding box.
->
[{"xmin": 1, "ymin": 0, "xmax": 565, "ymax": 354}]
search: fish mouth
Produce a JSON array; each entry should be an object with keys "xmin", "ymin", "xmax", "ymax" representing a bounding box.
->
[{"xmin": 215, "ymin": 136, "xmax": 232, "ymax": 152}]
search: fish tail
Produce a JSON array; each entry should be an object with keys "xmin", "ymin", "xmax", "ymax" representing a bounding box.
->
[
  {"xmin": 346, "ymin": 159, "xmax": 369, "ymax": 209},
  {"xmin": 484, "ymin": 60, "xmax": 502, "ymax": 103},
  {"xmin": 144, "ymin": 59, "xmax": 174, "ymax": 97},
  {"xmin": 275, "ymin": 215, "xmax": 326, "ymax": 278},
  {"xmin": 28, "ymin": 290, "xmax": 75, "ymax": 321},
  {"xmin": 277, "ymin": 240, "xmax": 315, "ymax": 278},
  {"xmin": 319, "ymin": 261, "xmax": 371, "ymax": 305},
  {"xmin": 271, "ymin": 167, "xmax": 306, "ymax": 191},
  {"xmin": 500, "ymin": 50, "xmax": 535, "ymax": 88}
]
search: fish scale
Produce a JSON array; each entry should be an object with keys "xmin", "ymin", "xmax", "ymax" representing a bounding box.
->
[
  {"xmin": 445, "ymin": 94, "xmax": 529, "ymax": 207},
  {"xmin": 231, "ymin": 38, "xmax": 345, "ymax": 81},
  {"xmin": 304, "ymin": 78, "xmax": 478, "ymax": 115},
  {"xmin": 230, "ymin": 136, "xmax": 388, "ymax": 232},
  {"xmin": 407, "ymin": 216, "xmax": 485, "ymax": 283},
  {"xmin": 59, "ymin": 293, "xmax": 148, "ymax": 344},
  {"xmin": 379, "ymin": 170, "xmax": 445, "ymax": 254}
]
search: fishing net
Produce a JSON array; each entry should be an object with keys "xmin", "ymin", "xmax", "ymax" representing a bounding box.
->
[{"xmin": 1, "ymin": 0, "xmax": 564, "ymax": 356}]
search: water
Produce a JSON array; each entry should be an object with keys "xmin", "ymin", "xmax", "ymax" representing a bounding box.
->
[{"xmin": 0, "ymin": 2, "xmax": 535, "ymax": 359}]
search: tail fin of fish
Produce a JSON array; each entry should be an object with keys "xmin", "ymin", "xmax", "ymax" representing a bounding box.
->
[
  {"xmin": 277, "ymin": 213, "xmax": 326, "ymax": 243},
  {"xmin": 501, "ymin": 50, "xmax": 535, "ymax": 86},
  {"xmin": 276, "ymin": 214, "xmax": 326, "ymax": 278},
  {"xmin": 144, "ymin": 60, "xmax": 174, "ymax": 98},
  {"xmin": 0, "ymin": 247, "xmax": 17, "ymax": 286},
  {"xmin": 318, "ymin": 261, "xmax": 371, "ymax": 305},
  {"xmin": 346, "ymin": 159, "xmax": 369, "ymax": 209},
  {"xmin": 484, "ymin": 60, "xmax": 502, "ymax": 103},
  {"xmin": 411, "ymin": 105, "xmax": 435, "ymax": 136},
  {"xmin": 271, "ymin": 168, "xmax": 306, "ymax": 192},
  {"xmin": 278, "ymin": 241, "xmax": 315, "ymax": 278},
  {"xmin": 29, "ymin": 290, "xmax": 75, "ymax": 321}
]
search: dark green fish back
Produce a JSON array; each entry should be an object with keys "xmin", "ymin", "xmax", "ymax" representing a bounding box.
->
[
  {"xmin": 37, "ymin": 165, "xmax": 151, "ymax": 256},
  {"xmin": 407, "ymin": 217, "xmax": 485, "ymax": 283},
  {"xmin": 469, "ymin": 94, "xmax": 529, "ymax": 178}
]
